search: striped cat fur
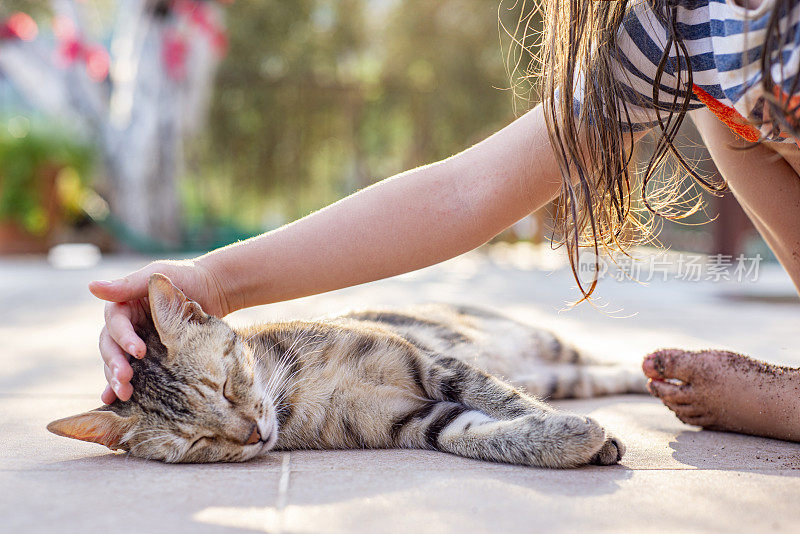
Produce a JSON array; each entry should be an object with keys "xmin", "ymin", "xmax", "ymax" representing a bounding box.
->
[{"xmin": 48, "ymin": 274, "xmax": 645, "ymax": 468}]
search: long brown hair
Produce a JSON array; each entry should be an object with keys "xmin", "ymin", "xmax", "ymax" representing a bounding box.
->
[{"xmin": 504, "ymin": 0, "xmax": 799, "ymax": 300}]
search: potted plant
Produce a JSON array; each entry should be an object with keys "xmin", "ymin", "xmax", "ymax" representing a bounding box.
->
[{"xmin": 0, "ymin": 122, "xmax": 94, "ymax": 254}]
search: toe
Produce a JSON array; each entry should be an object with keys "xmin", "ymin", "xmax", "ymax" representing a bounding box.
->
[
  {"xmin": 642, "ymin": 348, "xmax": 696, "ymax": 382},
  {"xmin": 679, "ymin": 413, "xmax": 717, "ymax": 428},
  {"xmin": 669, "ymin": 403, "xmax": 707, "ymax": 419},
  {"xmin": 659, "ymin": 400, "xmax": 715, "ymax": 428},
  {"xmin": 647, "ymin": 379, "xmax": 694, "ymax": 404}
]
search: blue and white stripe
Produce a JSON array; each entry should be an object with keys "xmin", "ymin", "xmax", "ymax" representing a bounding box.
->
[{"xmin": 584, "ymin": 0, "xmax": 800, "ymax": 141}]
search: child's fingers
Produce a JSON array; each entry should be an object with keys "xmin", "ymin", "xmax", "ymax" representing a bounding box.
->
[
  {"xmin": 101, "ymin": 385, "xmax": 117, "ymax": 405},
  {"xmin": 99, "ymin": 327, "xmax": 125, "ymax": 366},
  {"xmin": 115, "ymin": 381, "xmax": 133, "ymax": 402},
  {"xmin": 103, "ymin": 364, "xmax": 117, "ymax": 392},
  {"xmin": 104, "ymin": 303, "xmax": 146, "ymax": 358},
  {"xmin": 99, "ymin": 329, "xmax": 134, "ymax": 392},
  {"xmin": 111, "ymin": 357, "xmax": 134, "ymax": 383},
  {"xmin": 103, "ymin": 362, "xmax": 133, "ymax": 401},
  {"xmin": 89, "ymin": 269, "xmax": 150, "ymax": 303},
  {"xmin": 92, "ymin": 265, "xmax": 160, "ymax": 405}
]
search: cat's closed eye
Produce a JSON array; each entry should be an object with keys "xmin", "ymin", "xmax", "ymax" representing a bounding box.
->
[
  {"xmin": 188, "ymin": 435, "xmax": 212, "ymax": 452},
  {"xmin": 222, "ymin": 378, "xmax": 236, "ymax": 403}
]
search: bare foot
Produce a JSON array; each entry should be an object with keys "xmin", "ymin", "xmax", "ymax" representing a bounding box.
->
[{"xmin": 642, "ymin": 349, "xmax": 800, "ymax": 442}]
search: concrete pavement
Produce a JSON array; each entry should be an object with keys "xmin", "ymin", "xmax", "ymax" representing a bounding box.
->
[{"xmin": 1, "ymin": 245, "xmax": 799, "ymax": 533}]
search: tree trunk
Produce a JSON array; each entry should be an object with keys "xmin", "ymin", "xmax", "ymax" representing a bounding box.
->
[
  {"xmin": 0, "ymin": 0, "xmax": 223, "ymax": 249},
  {"xmin": 104, "ymin": 6, "xmax": 183, "ymax": 246}
]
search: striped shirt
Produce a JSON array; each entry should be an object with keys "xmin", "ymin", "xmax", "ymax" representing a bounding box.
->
[{"xmin": 593, "ymin": 0, "xmax": 800, "ymax": 142}]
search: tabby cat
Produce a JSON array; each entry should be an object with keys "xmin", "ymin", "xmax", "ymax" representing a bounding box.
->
[{"xmin": 48, "ymin": 274, "xmax": 645, "ymax": 468}]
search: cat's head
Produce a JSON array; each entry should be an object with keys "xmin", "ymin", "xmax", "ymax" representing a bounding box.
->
[{"xmin": 47, "ymin": 274, "xmax": 278, "ymax": 463}]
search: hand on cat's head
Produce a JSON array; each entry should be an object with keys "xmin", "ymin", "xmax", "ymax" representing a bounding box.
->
[
  {"xmin": 48, "ymin": 274, "xmax": 278, "ymax": 463},
  {"xmin": 88, "ymin": 259, "xmax": 229, "ymax": 404}
]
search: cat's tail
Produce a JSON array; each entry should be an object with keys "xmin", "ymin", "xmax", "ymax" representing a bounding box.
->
[
  {"xmin": 511, "ymin": 364, "xmax": 649, "ymax": 400},
  {"xmin": 533, "ymin": 330, "xmax": 598, "ymax": 365},
  {"xmin": 449, "ymin": 304, "xmax": 600, "ymax": 366}
]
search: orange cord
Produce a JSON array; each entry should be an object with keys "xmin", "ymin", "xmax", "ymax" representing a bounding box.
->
[
  {"xmin": 692, "ymin": 83, "xmax": 800, "ymax": 148},
  {"xmin": 691, "ymin": 83, "xmax": 761, "ymax": 143}
]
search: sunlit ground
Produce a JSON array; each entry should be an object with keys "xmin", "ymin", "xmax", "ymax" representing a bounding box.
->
[{"xmin": 1, "ymin": 244, "xmax": 799, "ymax": 533}]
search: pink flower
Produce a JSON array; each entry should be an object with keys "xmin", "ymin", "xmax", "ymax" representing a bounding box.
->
[
  {"xmin": 0, "ymin": 12, "xmax": 38, "ymax": 41},
  {"xmin": 85, "ymin": 44, "xmax": 110, "ymax": 82},
  {"xmin": 163, "ymin": 30, "xmax": 189, "ymax": 81},
  {"xmin": 58, "ymin": 37, "xmax": 84, "ymax": 64}
]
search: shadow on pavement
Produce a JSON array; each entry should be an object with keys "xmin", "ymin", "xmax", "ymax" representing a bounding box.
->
[{"xmin": 669, "ymin": 430, "xmax": 800, "ymax": 473}]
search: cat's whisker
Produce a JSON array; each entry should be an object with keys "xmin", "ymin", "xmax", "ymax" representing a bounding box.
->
[
  {"xmin": 266, "ymin": 362, "xmax": 295, "ymax": 390},
  {"xmin": 272, "ymin": 374, "xmax": 314, "ymax": 402},
  {"xmin": 261, "ymin": 337, "xmax": 298, "ymax": 381},
  {"xmin": 267, "ymin": 367, "xmax": 309, "ymax": 402},
  {"xmin": 263, "ymin": 340, "xmax": 315, "ymax": 397},
  {"xmin": 288, "ymin": 335, "xmax": 324, "ymax": 357},
  {"xmin": 270, "ymin": 341, "xmax": 324, "ymax": 385},
  {"xmin": 246, "ymin": 330, "xmax": 267, "ymax": 346},
  {"xmin": 261, "ymin": 369, "xmax": 282, "ymax": 399},
  {"xmin": 242, "ymin": 330, "xmax": 258, "ymax": 343},
  {"xmin": 133, "ymin": 432, "xmax": 172, "ymax": 445},
  {"xmin": 130, "ymin": 431, "xmax": 174, "ymax": 449},
  {"xmin": 135, "ymin": 429, "xmax": 173, "ymax": 437},
  {"xmin": 241, "ymin": 327, "xmax": 269, "ymax": 346},
  {"xmin": 263, "ymin": 359, "xmax": 291, "ymax": 399},
  {"xmin": 132, "ymin": 433, "xmax": 173, "ymax": 454}
]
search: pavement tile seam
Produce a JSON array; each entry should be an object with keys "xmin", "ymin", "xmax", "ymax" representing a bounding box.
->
[{"xmin": 272, "ymin": 452, "xmax": 291, "ymax": 532}]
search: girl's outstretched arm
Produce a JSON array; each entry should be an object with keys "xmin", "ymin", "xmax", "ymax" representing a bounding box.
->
[
  {"xmin": 202, "ymin": 104, "xmax": 563, "ymax": 311},
  {"xmin": 91, "ymin": 104, "xmax": 565, "ymax": 402}
]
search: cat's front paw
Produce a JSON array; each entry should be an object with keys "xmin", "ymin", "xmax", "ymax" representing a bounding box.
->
[
  {"xmin": 537, "ymin": 413, "xmax": 624, "ymax": 468},
  {"xmin": 589, "ymin": 433, "xmax": 625, "ymax": 465}
]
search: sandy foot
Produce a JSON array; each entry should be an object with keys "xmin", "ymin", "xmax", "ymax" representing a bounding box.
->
[{"xmin": 642, "ymin": 349, "xmax": 800, "ymax": 442}]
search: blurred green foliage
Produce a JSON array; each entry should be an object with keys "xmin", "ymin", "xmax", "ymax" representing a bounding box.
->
[
  {"xmin": 1, "ymin": 1, "xmax": 52, "ymax": 19},
  {"xmin": 0, "ymin": 122, "xmax": 94, "ymax": 234},
  {"xmin": 187, "ymin": 0, "xmax": 534, "ymax": 227},
  {"xmin": 1, "ymin": 1, "xmax": 536, "ymax": 237}
]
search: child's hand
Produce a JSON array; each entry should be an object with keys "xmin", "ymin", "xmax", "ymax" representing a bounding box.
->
[
  {"xmin": 84, "ymin": 105, "xmax": 561, "ymax": 405},
  {"xmin": 89, "ymin": 259, "xmax": 229, "ymax": 404}
]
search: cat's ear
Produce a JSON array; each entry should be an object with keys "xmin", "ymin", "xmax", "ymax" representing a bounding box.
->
[
  {"xmin": 148, "ymin": 273, "xmax": 209, "ymax": 346},
  {"xmin": 47, "ymin": 409, "xmax": 136, "ymax": 450}
]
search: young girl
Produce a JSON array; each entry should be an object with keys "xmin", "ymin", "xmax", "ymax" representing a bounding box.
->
[{"xmin": 91, "ymin": 0, "xmax": 800, "ymax": 442}]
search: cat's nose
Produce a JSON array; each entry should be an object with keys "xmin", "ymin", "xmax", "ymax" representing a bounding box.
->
[{"xmin": 246, "ymin": 424, "xmax": 261, "ymax": 445}]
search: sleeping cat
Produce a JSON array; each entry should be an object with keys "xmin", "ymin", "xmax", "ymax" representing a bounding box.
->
[{"xmin": 48, "ymin": 274, "xmax": 645, "ymax": 468}]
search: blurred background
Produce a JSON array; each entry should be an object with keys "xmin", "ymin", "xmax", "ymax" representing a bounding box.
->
[
  {"xmin": 0, "ymin": 0, "xmax": 767, "ymax": 263},
  {"xmin": 2, "ymin": 5, "xmax": 797, "ymax": 529}
]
